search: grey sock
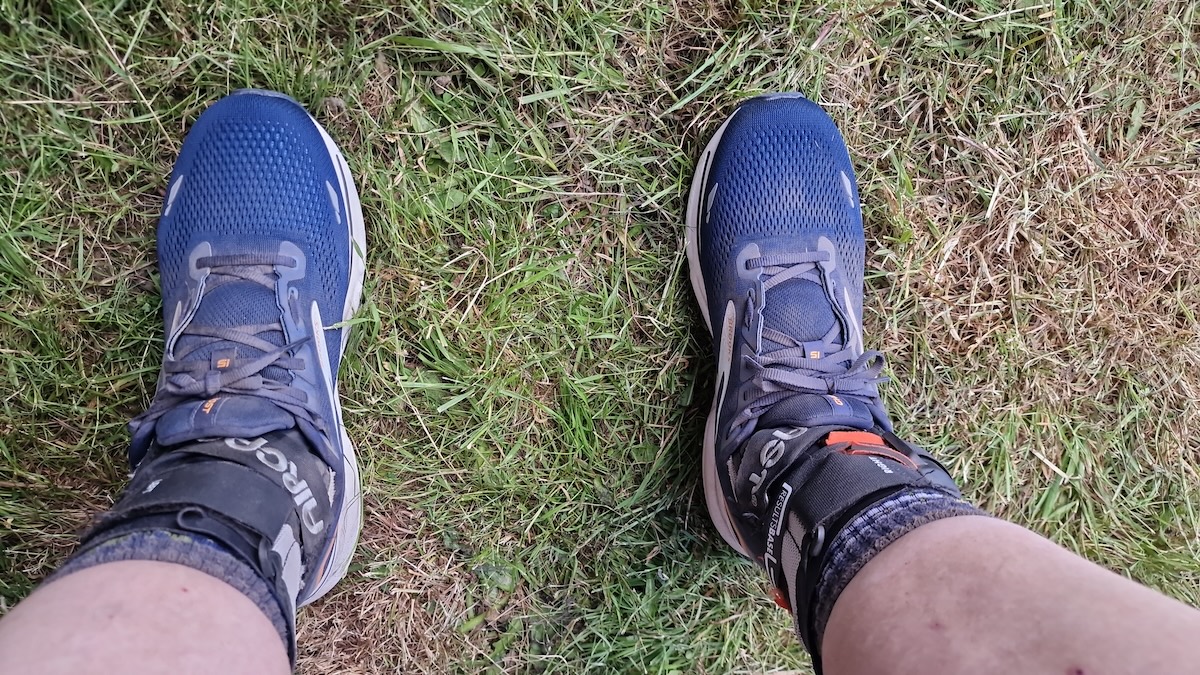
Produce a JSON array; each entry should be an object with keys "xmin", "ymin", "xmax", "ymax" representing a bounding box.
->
[
  {"xmin": 51, "ymin": 530, "xmax": 289, "ymax": 648},
  {"xmin": 795, "ymin": 488, "xmax": 983, "ymax": 659}
]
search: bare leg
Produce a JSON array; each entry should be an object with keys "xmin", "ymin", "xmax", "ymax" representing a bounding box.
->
[
  {"xmin": 824, "ymin": 516, "xmax": 1200, "ymax": 675},
  {"xmin": 0, "ymin": 561, "xmax": 288, "ymax": 675},
  {"xmin": 0, "ymin": 90, "xmax": 367, "ymax": 674}
]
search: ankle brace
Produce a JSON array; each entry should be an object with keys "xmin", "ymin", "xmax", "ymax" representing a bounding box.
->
[
  {"xmin": 748, "ymin": 428, "xmax": 981, "ymax": 671},
  {"xmin": 779, "ymin": 486, "xmax": 981, "ymax": 672},
  {"xmin": 61, "ymin": 430, "xmax": 333, "ymax": 665}
]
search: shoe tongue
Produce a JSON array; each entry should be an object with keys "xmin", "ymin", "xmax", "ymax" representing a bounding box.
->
[
  {"xmin": 178, "ymin": 280, "xmax": 289, "ymax": 382},
  {"xmin": 761, "ymin": 278, "xmax": 838, "ymax": 352},
  {"xmin": 155, "ymin": 394, "xmax": 296, "ymax": 446},
  {"xmin": 757, "ymin": 393, "xmax": 874, "ymax": 430}
]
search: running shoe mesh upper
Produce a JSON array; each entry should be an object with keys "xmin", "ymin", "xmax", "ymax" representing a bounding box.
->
[
  {"xmin": 159, "ymin": 94, "xmax": 351, "ymax": 372},
  {"xmin": 701, "ymin": 98, "xmax": 864, "ymax": 336}
]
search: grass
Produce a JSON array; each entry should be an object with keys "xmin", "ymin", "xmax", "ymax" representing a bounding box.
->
[{"xmin": 2, "ymin": 0, "xmax": 1199, "ymax": 672}]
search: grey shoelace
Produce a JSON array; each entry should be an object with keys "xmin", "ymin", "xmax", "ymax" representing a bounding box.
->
[
  {"xmin": 131, "ymin": 254, "xmax": 325, "ymax": 433},
  {"xmin": 731, "ymin": 251, "xmax": 887, "ymax": 435}
]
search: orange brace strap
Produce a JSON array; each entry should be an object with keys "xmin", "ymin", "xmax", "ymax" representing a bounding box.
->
[{"xmin": 826, "ymin": 431, "xmax": 919, "ymax": 471}]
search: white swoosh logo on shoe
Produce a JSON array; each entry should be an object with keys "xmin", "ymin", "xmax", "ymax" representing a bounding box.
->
[
  {"xmin": 842, "ymin": 287, "xmax": 863, "ymax": 355},
  {"xmin": 712, "ymin": 300, "xmax": 737, "ymax": 443},
  {"xmin": 163, "ymin": 175, "xmax": 184, "ymax": 217},
  {"xmin": 309, "ymin": 301, "xmax": 339, "ymax": 426},
  {"xmin": 166, "ymin": 300, "xmax": 184, "ymax": 349},
  {"xmin": 705, "ymin": 183, "xmax": 720, "ymax": 223}
]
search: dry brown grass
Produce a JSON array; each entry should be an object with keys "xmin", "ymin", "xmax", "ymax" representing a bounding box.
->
[
  {"xmin": 3, "ymin": 0, "xmax": 1199, "ymax": 672},
  {"xmin": 298, "ymin": 498, "xmax": 497, "ymax": 674},
  {"xmin": 260, "ymin": 1, "xmax": 1200, "ymax": 670}
]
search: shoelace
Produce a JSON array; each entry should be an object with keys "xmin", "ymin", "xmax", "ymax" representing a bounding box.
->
[
  {"xmin": 730, "ymin": 251, "xmax": 887, "ymax": 435},
  {"xmin": 131, "ymin": 253, "xmax": 326, "ymax": 432}
]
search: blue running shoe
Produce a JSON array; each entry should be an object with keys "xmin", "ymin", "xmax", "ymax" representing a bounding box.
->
[
  {"xmin": 687, "ymin": 94, "xmax": 914, "ymax": 558},
  {"xmin": 686, "ymin": 95, "xmax": 968, "ymax": 659},
  {"xmin": 127, "ymin": 89, "xmax": 365, "ymax": 606}
]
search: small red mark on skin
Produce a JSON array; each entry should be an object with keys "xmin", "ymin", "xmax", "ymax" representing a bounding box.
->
[
  {"xmin": 928, "ymin": 621, "xmax": 944, "ymax": 631},
  {"xmin": 1068, "ymin": 669, "xmax": 1085, "ymax": 675},
  {"xmin": 180, "ymin": 587, "xmax": 189, "ymax": 593}
]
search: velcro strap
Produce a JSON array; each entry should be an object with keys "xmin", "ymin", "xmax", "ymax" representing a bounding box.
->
[
  {"xmin": 786, "ymin": 448, "xmax": 927, "ymax": 536},
  {"xmin": 113, "ymin": 459, "xmax": 293, "ymax": 544},
  {"xmin": 826, "ymin": 431, "xmax": 919, "ymax": 471},
  {"xmin": 843, "ymin": 445, "xmax": 919, "ymax": 471},
  {"xmin": 880, "ymin": 428, "xmax": 963, "ymax": 496}
]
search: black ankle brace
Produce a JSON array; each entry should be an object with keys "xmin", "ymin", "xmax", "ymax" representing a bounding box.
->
[
  {"xmin": 743, "ymin": 426, "xmax": 980, "ymax": 671},
  {"xmin": 72, "ymin": 430, "xmax": 332, "ymax": 664}
]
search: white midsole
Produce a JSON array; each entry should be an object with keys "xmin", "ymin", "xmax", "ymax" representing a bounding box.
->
[
  {"xmin": 300, "ymin": 109, "xmax": 367, "ymax": 606},
  {"xmin": 685, "ymin": 106, "xmax": 749, "ymax": 558}
]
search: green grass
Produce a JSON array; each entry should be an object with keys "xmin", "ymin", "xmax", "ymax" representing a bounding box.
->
[{"xmin": 2, "ymin": 0, "xmax": 1200, "ymax": 672}]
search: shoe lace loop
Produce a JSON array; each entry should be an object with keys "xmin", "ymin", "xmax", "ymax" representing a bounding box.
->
[
  {"xmin": 132, "ymin": 254, "xmax": 326, "ymax": 431},
  {"xmin": 731, "ymin": 251, "xmax": 887, "ymax": 435}
]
